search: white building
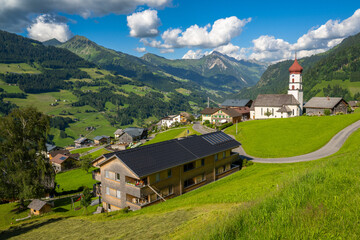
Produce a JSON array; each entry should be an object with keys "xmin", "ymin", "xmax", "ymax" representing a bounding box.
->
[
  {"xmin": 160, "ymin": 114, "xmax": 181, "ymax": 128},
  {"xmin": 250, "ymin": 58, "xmax": 303, "ymax": 119}
]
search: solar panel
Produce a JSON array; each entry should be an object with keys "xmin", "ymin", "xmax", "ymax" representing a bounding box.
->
[
  {"xmin": 202, "ymin": 132, "xmax": 233, "ymax": 145},
  {"xmin": 60, "ymin": 157, "xmax": 67, "ymax": 160}
]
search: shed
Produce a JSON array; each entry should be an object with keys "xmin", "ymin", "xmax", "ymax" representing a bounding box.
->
[
  {"xmin": 304, "ymin": 97, "xmax": 348, "ymax": 115},
  {"xmin": 28, "ymin": 199, "xmax": 51, "ymax": 215}
]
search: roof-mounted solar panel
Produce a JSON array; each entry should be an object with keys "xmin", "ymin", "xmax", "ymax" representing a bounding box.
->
[{"xmin": 202, "ymin": 132, "xmax": 232, "ymax": 145}]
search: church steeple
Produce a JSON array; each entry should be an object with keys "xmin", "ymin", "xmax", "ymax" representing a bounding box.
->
[{"xmin": 288, "ymin": 56, "xmax": 304, "ymax": 114}]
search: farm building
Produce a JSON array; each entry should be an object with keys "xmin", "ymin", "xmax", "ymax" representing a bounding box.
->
[
  {"xmin": 94, "ymin": 135, "xmax": 111, "ymax": 145},
  {"xmin": 50, "ymin": 154, "xmax": 77, "ymax": 172},
  {"xmin": 28, "ymin": 199, "xmax": 52, "ymax": 215},
  {"xmin": 304, "ymin": 97, "xmax": 348, "ymax": 115},
  {"xmin": 116, "ymin": 127, "xmax": 148, "ymax": 144}
]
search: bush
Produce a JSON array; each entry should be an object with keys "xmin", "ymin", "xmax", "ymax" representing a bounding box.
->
[
  {"xmin": 217, "ymin": 122, "xmax": 233, "ymax": 131},
  {"xmin": 242, "ymin": 159, "xmax": 254, "ymax": 167},
  {"xmin": 324, "ymin": 109, "xmax": 331, "ymax": 116}
]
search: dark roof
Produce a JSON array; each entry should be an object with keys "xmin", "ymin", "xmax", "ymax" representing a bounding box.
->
[
  {"xmin": 200, "ymin": 107, "xmax": 220, "ymax": 115},
  {"xmin": 74, "ymin": 137, "xmax": 89, "ymax": 144},
  {"xmin": 45, "ymin": 143, "xmax": 58, "ymax": 152},
  {"xmin": 253, "ymin": 94, "xmax": 299, "ymax": 107},
  {"xmin": 28, "ymin": 199, "xmax": 48, "ymax": 211},
  {"xmin": 349, "ymin": 101, "xmax": 359, "ymax": 107},
  {"xmin": 221, "ymin": 99, "xmax": 252, "ymax": 107},
  {"xmin": 304, "ymin": 97, "xmax": 346, "ymax": 109},
  {"xmin": 124, "ymin": 127, "xmax": 145, "ymax": 138},
  {"xmin": 94, "ymin": 135, "xmax": 110, "ymax": 141},
  {"xmin": 98, "ymin": 131, "xmax": 240, "ymax": 177},
  {"xmin": 50, "ymin": 150, "xmax": 79, "ymax": 159},
  {"xmin": 221, "ymin": 108, "xmax": 242, "ymax": 117}
]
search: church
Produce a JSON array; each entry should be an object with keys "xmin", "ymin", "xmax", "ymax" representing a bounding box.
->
[{"xmin": 250, "ymin": 58, "xmax": 303, "ymax": 119}]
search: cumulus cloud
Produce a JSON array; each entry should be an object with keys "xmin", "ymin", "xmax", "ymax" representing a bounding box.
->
[
  {"xmin": 182, "ymin": 50, "xmax": 205, "ymax": 59},
  {"xmin": 213, "ymin": 43, "xmax": 248, "ymax": 60},
  {"xmin": 0, "ymin": 0, "xmax": 172, "ymax": 32},
  {"xmin": 135, "ymin": 47, "xmax": 147, "ymax": 53},
  {"xmin": 160, "ymin": 48, "xmax": 174, "ymax": 53},
  {"xmin": 145, "ymin": 16, "xmax": 251, "ymax": 50},
  {"xmin": 127, "ymin": 9, "xmax": 161, "ymax": 38},
  {"xmin": 27, "ymin": 14, "xmax": 72, "ymax": 42}
]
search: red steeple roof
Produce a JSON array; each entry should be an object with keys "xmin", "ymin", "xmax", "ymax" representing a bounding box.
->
[{"xmin": 289, "ymin": 58, "xmax": 303, "ymax": 74}]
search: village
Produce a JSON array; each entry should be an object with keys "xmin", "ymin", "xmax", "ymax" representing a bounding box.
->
[{"xmin": 23, "ymin": 58, "xmax": 360, "ymax": 216}]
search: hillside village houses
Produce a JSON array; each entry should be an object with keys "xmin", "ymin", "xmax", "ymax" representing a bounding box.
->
[
  {"xmin": 250, "ymin": 58, "xmax": 303, "ymax": 119},
  {"xmin": 92, "ymin": 131, "xmax": 241, "ymax": 211},
  {"xmin": 304, "ymin": 97, "xmax": 348, "ymax": 115}
]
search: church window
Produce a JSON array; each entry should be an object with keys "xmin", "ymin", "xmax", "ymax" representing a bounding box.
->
[
  {"xmin": 292, "ymin": 109, "xmax": 294, "ymax": 115},
  {"xmin": 272, "ymin": 108, "xmax": 274, "ymax": 116},
  {"xmin": 292, "ymin": 78, "xmax": 294, "ymax": 83},
  {"xmin": 261, "ymin": 108, "xmax": 263, "ymax": 115},
  {"xmin": 292, "ymin": 85, "xmax": 295, "ymax": 90}
]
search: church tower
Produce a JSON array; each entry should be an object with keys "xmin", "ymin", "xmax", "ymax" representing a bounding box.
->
[{"xmin": 288, "ymin": 56, "xmax": 303, "ymax": 114}]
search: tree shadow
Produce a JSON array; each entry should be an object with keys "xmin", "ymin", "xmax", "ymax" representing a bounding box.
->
[
  {"xmin": 0, "ymin": 217, "xmax": 68, "ymax": 239},
  {"xmin": 53, "ymin": 207, "xmax": 68, "ymax": 213}
]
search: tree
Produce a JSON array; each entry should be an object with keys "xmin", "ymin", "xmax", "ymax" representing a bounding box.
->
[
  {"xmin": 81, "ymin": 187, "xmax": 92, "ymax": 214},
  {"xmin": 0, "ymin": 107, "xmax": 55, "ymax": 206},
  {"xmin": 264, "ymin": 110, "xmax": 272, "ymax": 118},
  {"xmin": 81, "ymin": 156, "xmax": 93, "ymax": 173}
]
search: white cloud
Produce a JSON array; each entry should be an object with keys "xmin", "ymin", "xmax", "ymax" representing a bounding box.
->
[
  {"xmin": 160, "ymin": 48, "xmax": 174, "ymax": 53},
  {"xmin": 127, "ymin": 9, "xmax": 161, "ymax": 38},
  {"xmin": 182, "ymin": 50, "xmax": 205, "ymax": 59},
  {"xmin": 149, "ymin": 16, "xmax": 251, "ymax": 49},
  {"xmin": 0, "ymin": 0, "xmax": 172, "ymax": 32},
  {"xmin": 213, "ymin": 43, "xmax": 248, "ymax": 60},
  {"xmin": 135, "ymin": 47, "xmax": 146, "ymax": 53},
  {"xmin": 27, "ymin": 14, "xmax": 72, "ymax": 42}
]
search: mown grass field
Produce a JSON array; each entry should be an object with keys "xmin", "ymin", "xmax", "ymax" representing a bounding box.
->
[
  {"xmin": 225, "ymin": 113, "xmax": 360, "ymax": 158},
  {"xmin": 143, "ymin": 125, "xmax": 200, "ymax": 146},
  {"xmin": 1, "ymin": 127, "xmax": 360, "ymax": 239}
]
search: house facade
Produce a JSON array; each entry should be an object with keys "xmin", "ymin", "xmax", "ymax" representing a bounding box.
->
[
  {"xmin": 92, "ymin": 131, "xmax": 241, "ymax": 211},
  {"xmin": 117, "ymin": 127, "xmax": 148, "ymax": 144},
  {"xmin": 94, "ymin": 135, "xmax": 111, "ymax": 145},
  {"xmin": 50, "ymin": 154, "xmax": 77, "ymax": 172},
  {"xmin": 74, "ymin": 137, "xmax": 93, "ymax": 148},
  {"xmin": 201, "ymin": 108, "xmax": 244, "ymax": 124},
  {"xmin": 304, "ymin": 97, "xmax": 348, "ymax": 115},
  {"xmin": 160, "ymin": 114, "xmax": 181, "ymax": 128}
]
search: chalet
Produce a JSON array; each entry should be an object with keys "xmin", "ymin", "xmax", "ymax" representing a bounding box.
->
[
  {"xmin": 114, "ymin": 129, "xmax": 124, "ymax": 139},
  {"xmin": 45, "ymin": 143, "xmax": 62, "ymax": 153},
  {"xmin": 117, "ymin": 127, "xmax": 148, "ymax": 144},
  {"xmin": 250, "ymin": 94, "xmax": 300, "ymax": 119},
  {"xmin": 49, "ymin": 150, "xmax": 79, "ymax": 160},
  {"xmin": 304, "ymin": 97, "xmax": 348, "ymax": 115},
  {"xmin": 200, "ymin": 107, "xmax": 244, "ymax": 124},
  {"xmin": 28, "ymin": 199, "xmax": 51, "ymax": 215},
  {"xmin": 94, "ymin": 135, "xmax": 111, "ymax": 145},
  {"xmin": 160, "ymin": 114, "xmax": 181, "ymax": 128},
  {"xmin": 74, "ymin": 137, "xmax": 93, "ymax": 148},
  {"xmin": 348, "ymin": 100, "xmax": 359, "ymax": 110},
  {"xmin": 50, "ymin": 154, "xmax": 77, "ymax": 172},
  {"xmin": 92, "ymin": 131, "xmax": 241, "ymax": 211}
]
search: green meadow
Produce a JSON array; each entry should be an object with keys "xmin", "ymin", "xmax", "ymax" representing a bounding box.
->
[
  {"xmin": 1, "ymin": 117, "xmax": 360, "ymax": 239},
  {"xmin": 225, "ymin": 113, "xmax": 360, "ymax": 158},
  {"xmin": 312, "ymin": 79, "xmax": 360, "ymax": 96}
]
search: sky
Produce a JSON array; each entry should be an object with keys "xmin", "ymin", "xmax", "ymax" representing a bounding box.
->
[{"xmin": 1, "ymin": 0, "xmax": 360, "ymax": 62}]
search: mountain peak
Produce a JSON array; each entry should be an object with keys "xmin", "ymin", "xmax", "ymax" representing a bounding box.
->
[{"xmin": 42, "ymin": 38, "xmax": 62, "ymax": 46}]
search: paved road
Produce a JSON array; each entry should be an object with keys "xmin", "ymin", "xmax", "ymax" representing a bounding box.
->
[
  {"xmin": 193, "ymin": 122, "xmax": 216, "ymax": 134},
  {"xmin": 194, "ymin": 120, "xmax": 360, "ymax": 163}
]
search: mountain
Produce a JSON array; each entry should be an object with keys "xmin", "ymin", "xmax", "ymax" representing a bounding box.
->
[
  {"xmin": 59, "ymin": 36, "xmax": 266, "ymax": 93},
  {"xmin": 141, "ymin": 51, "xmax": 268, "ymax": 91},
  {"xmin": 42, "ymin": 38, "xmax": 62, "ymax": 46},
  {"xmin": 236, "ymin": 32, "xmax": 360, "ymax": 101}
]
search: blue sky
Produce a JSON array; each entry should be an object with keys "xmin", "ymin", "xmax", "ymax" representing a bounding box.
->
[{"xmin": 1, "ymin": 0, "xmax": 359, "ymax": 61}]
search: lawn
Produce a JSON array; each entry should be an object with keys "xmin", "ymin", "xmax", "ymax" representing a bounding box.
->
[
  {"xmin": 55, "ymin": 168, "xmax": 97, "ymax": 193},
  {"xmin": 2, "ymin": 128, "xmax": 360, "ymax": 239},
  {"xmin": 225, "ymin": 113, "xmax": 360, "ymax": 158},
  {"xmin": 143, "ymin": 125, "xmax": 200, "ymax": 146},
  {"xmin": 81, "ymin": 148, "xmax": 111, "ymax": 160},
  {"xmin": 70, "ymin": 146, "xmax": 97, "ymax": 154}
]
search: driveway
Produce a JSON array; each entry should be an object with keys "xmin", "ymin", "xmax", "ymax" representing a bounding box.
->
[{"xmin": 193, "ymin": 122, "xmax": 216, "ymax": 134}]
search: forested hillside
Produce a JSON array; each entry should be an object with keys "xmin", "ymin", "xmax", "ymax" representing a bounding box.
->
[{"xmin": 236, "ymin": 32, "xmax": 360, "ymax": 101}]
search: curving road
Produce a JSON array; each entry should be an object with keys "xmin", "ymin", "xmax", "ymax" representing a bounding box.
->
[{"xmin": 193, "ymin": 120, "xmax": 360, "ymax": 163}]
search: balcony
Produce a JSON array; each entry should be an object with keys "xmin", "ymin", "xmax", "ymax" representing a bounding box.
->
[
  {"xmin": 215, "ymin": 163, "xmax": 240, "ymax": 180},
  {"xmin": 92, "ymin": 169, "xmax": 101, "ymax": 181},
  {"xmin": 125, "ymin": 176, "xmax": 147, "ymax": 188}
]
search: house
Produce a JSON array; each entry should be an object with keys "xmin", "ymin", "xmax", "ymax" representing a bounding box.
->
[
  {"xmin": 45, "ymin": 143, "xmax": 62, "ymax": 153},
  {"xmin": 160, "ymin": 114, "xmax": 181, "ymax": 128},
  {"xmin": 304, "ymin": 97, "xmax": 348, "ymax": 115},
  {"xmin": 348, "ymin": 100, "xmax": 359, "ymax": 110},
  {"xmin": 49, "ymin": 150, "xmax": 79, "ymax": 160},
  {"xmin": 200, "ymin": 107, "xmax": 245, "ymax": 124},
  {"xmin": 50, "ymin": 154, "xmax": 77, "ymax": 172},
  {"xmin": 117, "ymin": 127, "xmax": 148, "ymax": 144},
  {"xmin": 92, "ymin": 131, "xmax": 241, "ymax": 211},
  {"xmin": 74, "ymin": 137, "xmax": 93, "ymax": 148},
  {"xmin": 221, "ymin": 99, "xmax": 253, "ymax": 108},
  {"xmin": 114, "ymin": 129, "xmax": 124, "ymax": 139},
  {"xmin": 250, "ymin": 58, "xmax": 303, "ymax": 119},
  {"xmin": 28, "ymin": 199, "xmax": 51, "ymax": 215},
  {"xmin": 94, "ymin": 135, "xmax": 111, "ymax": 145}
]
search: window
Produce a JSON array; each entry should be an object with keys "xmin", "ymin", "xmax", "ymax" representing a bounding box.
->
[
  {"xmin": 167, "ymin": 169, "xmax": 172, "ymax": 178},
  {"xmin": 292, "ymin": 109, "xmax": 294, "ymax": 115},
  {"xmin": 292, "ymin": 78, "xmax": 294, "ymax": 83},
  {"xmin": 105, "ymin": 171, "xmax": 109, "ymax": 178},
  {"xmin": 116, "ymin": 190, "xmax": 121, "ymax": 199},
  {"xmin": 106, "ymin": 187, "xmax": 110, "ymax": 195},
  {"xmin": 214, "ymin": 154, "xmax": 218, "ymax": 161},
  {"xmin": 292, "ymin": 85, "xmax": 295, "ymax": 90},
  {"xmin": 222, "ymin": 152, "xmax": 226, "ymax": 159},
  {"xmin": 272, "ymin": 108, "xmax": 274, "ymax": 116},
  {"xmin": 261, "ymin": 108, "xmax": 263, "ymax": 115},
  {"xmin": 184, "ymin": 178, "xmax": 195, "ymax": 188},
  {"xmin": 155, "ymin": 173, "xmax": 160, "ymax": 182},
  {"xmin": 184, "ymin": 162, "xmax": 195, "ymax": 172},
  {"xmin": 116, "ymin": 173, "xmax": 120, "ymax": 181},
  {"xmin": 201, "ymin": 159, "xmax": 205, "ymax": 166}
]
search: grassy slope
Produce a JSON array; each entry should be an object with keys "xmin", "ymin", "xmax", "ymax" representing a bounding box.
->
[
  {"xmin": 312, "ymin": 79, "xmax": 360, "ymax": 96},
  {"xmin": 55, "ymin": 168, "xmax": 97, "ymax": 193},
  {"xmin": 225, "ymin": 113, "xmax": 360, "ymax": 158},
  {"xmin": 2, "ymin": 117, "xmax": 360, "ymax": 239},
  {"xmin": 143, "ymin": 126, "xmax": 200, "ymax": 146}
]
